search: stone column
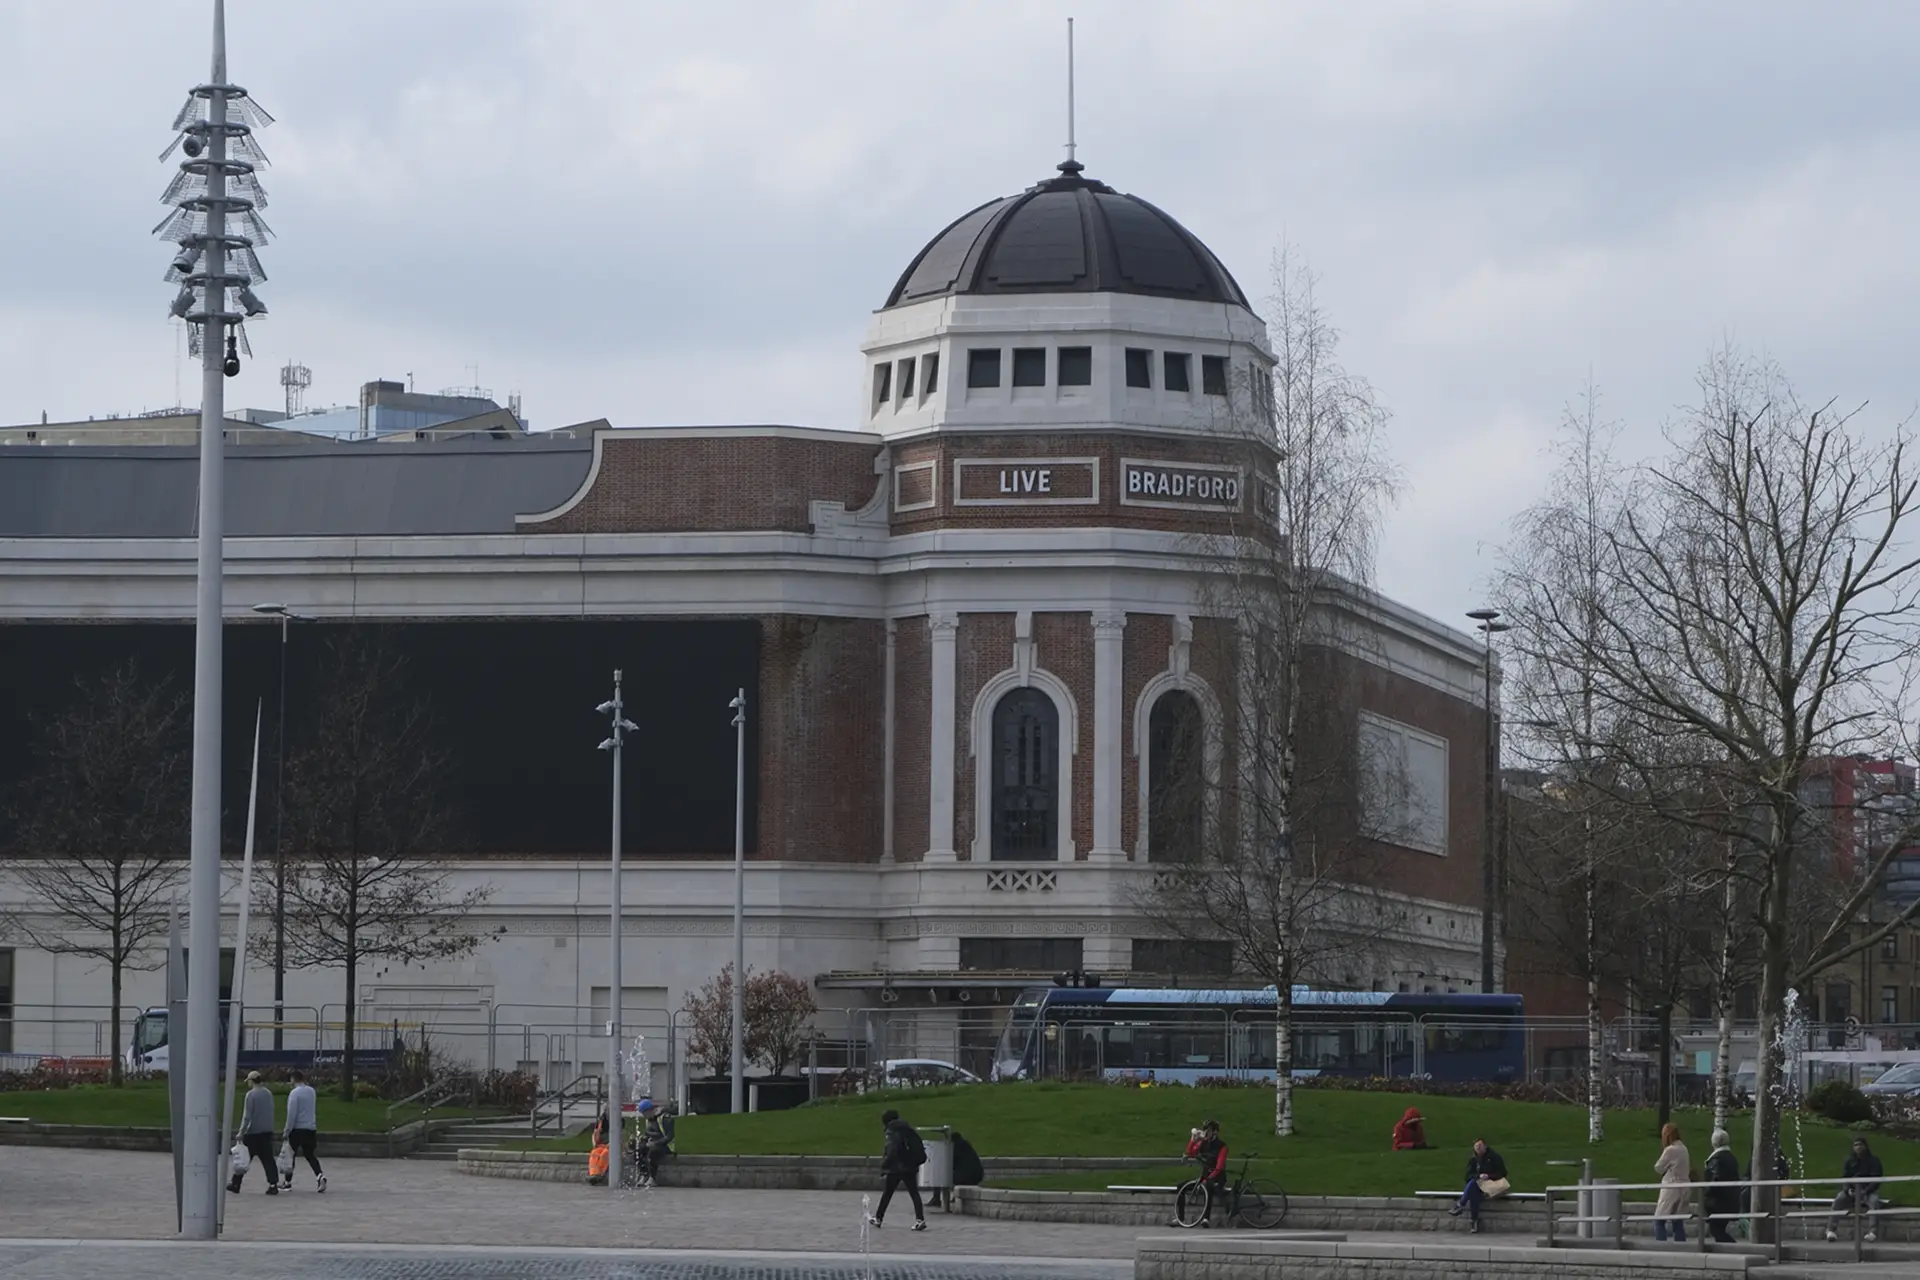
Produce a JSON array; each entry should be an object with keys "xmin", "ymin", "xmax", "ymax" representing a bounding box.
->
[
  {"xmin": 1091, "ymin": 611, "xmax": 1128, "ymax": 863},
  {"xmin": 927, "ymin": 612, "xmax": 960, "ymax": 861}
]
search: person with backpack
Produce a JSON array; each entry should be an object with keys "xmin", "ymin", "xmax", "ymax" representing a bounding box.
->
[{"xmin": 867, "ymin": 1108, "xmax": 928, "ymax": 1231}]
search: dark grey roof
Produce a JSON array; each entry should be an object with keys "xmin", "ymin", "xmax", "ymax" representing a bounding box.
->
[
  {"xmin": 885, "ymin": 163, "xmax": 1250, "ymax": 310},
  {"xmin": 0, "ymin": 437, "xmax": 595, "ymax": 538}
]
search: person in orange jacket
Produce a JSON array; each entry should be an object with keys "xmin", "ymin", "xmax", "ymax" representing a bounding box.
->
[{"xmin": 1392, "ymin": 1107, "xmax": 1430, "ymax": 1150}]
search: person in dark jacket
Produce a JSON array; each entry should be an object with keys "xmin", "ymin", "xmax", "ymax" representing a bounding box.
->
[
  {"xmin": 950, "ymin": 1131, "xmax": 984, "ymax": 1187},
  {"xmin": 1826, "ymin": 1137, "xmax": 1884, "ymax": 1243},
  {"xmin": 1703, "ymin": 1128, "xmax": 1740, "ymax": 1243},
  {"xmin": 229, "ymin": 1071, "xmax": 279, "ymax": 1196},
  {"xmin": 867, "ymin": 1109, "xmax": 927, "ymax": 1231},
  {"xmin": 1448, "ymin": 1139, "xmax": 1507, "ymax": 1232},
  {"xmin": 1182, "ymin": 1120, "xmax": 1229, "ymax": 1226}
]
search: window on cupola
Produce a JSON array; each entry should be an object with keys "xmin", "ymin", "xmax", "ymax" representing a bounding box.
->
[
  {"xmin": 1012, "ymin": 348, "xmax": 1046, "ymax": 388},
  {"xmin": 1125, "ymin": 349, "xmax": 1152, "ymax": 389},
  {"xmin": 897, "ymin": 358, "xmax": 916, "ymax": 408},
  {"xmin": 1201, "ymin": 355, "xmax": 1228, "ymax": 397},
  {"xmin": 1163, "ymin": 352, "xmax": 1191, "ymax": 393},
  {"xmin": 1058, "ymin": 347, "xmax": 1092, "ymax": 386},
  {"xmin": 923, "ymin": 354, "xmax": 940, "ymax": 395},
  {"xmin": 872, "ymin": 363, "xmax": 891, "ymax": 411},
  {"xmin": 968, "ymin": 349, "xmax": 1002, "ymax": 389}
]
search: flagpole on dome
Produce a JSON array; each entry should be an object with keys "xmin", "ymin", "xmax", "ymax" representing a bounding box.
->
[{"xmin": 1061, "ymin": 17, "xmax": 1083, "ymax": 176}]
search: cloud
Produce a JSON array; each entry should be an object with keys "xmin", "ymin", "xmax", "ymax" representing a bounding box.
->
[{"xmin": 1, "ymin": 1, "xmax": 1917, "ymax": 629}]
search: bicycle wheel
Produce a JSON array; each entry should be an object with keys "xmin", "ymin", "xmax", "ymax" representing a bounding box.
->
[
  {"xmin": 1237, "ymin": 1178, "xmax": 1289, "ymax": 1229},
  {"xmin": 1173, "ymin": 1180, "xmax": 1211, "ymax": 1228}
]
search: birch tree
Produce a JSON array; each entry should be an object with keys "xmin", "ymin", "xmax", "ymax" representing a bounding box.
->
[
  {"xmin": 1138, "ymin": 245, "xmax": 1404, "ymax": 1138},
  {"xmin": 2, "ymin": 662, "xmax": 189, "ymax": 1085},
  {"xmin": 1503, "ymin": 346, "xmax": 1920, "ymax": 1235}
]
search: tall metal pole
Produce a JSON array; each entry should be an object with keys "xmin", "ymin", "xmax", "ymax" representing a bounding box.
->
[
  {"xmin": 730, "ymin": 688, "xmax": 747, "ymax": 1114},
  {"xmin": 1482, "ymin": 631, "xmax": 1495, "ymax": 994},
  {"xmin": 180, "ymin": 1, "xmax": 231, "ymax": 1239},
  {"xmin": 273, "ymin": 612, "xmax": 287, "ymax": 1051},
  {"xmin": 597, "ymin": 675, "xmax": 636, "ymax": 1190}
]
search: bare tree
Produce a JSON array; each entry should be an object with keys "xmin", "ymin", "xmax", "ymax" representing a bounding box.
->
[
  {"xmin": 1502, "ymin": 345, "xmax": 1920, "ymax": 1230},
  {"xmin": 1498, "ymin": 383, "xmax": 1634, "ymax": 1142},
  {"xmin": 3, "ymin": 662, "xmax": 189, "ymax": 1085},
  {"xmin": 1137, "ymin": 245, "xmax": 1406, "ymax": 1138},
  {"xmin": 265, "ymin": 630, "xmax": 492, "ymax": 1100}
]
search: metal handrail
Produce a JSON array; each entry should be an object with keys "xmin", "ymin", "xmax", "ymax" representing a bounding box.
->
[
  {"xmin": 1545, "ymin": 1172, "xmax": 1920, "ymax": 1264},
  {"xmin": 530, "ymin": 1071, "xmax": 603, "ymax": 1138}
]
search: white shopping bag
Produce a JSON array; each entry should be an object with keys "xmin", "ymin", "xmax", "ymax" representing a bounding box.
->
[
  {"xmin": 229, "ymin": 1142, "xmax": 250, "ymax": 1178},
  {"xmin": 278, "ymin": 1146, "xmax": 295, "ymax": 1180}
]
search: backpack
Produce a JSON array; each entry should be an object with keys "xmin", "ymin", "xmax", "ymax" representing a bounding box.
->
[{"xmin": 901, "ymin": 1124, "xmax": 928, "ymax": 1168}]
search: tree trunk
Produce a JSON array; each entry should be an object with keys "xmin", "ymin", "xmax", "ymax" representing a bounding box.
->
[
  {"xmin": 1749, "ymin": 879, "xmax": 1791, "ymax": 1243},
  {"xmin": 109, "ymin": 955, "xmax": 124, "ymax": 1089},
  {"xmin": 1656, "ymin": 1002, "xmax": 1674, "ymax": 1127},
  {"xmin": 1711, "ymin": 871, "xmax": 1737, "ymax": 1136},
  {"xmin": 340, "ymin": 935, "xmax": 357, "ymax": 1103},
  {"xmin": 1585, "ymin": 864, "xmax": 1604, "ymax": 1143},
  {"xmin": 1274, "ymin": 972, "xmax": 1294, "ymax": 1138}
]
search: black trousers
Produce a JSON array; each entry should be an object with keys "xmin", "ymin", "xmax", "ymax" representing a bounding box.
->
[
  {"xmin": 877, "ymin": 1168, "xmax": 924, "ymax": 1222},
  {"xmin": 286, "ymin": 1128, "xmax": 323, "ymax": 1178},
  {"xmin": 233, "ymin": 1132, "xmax": 277, "ymax": 1189}
]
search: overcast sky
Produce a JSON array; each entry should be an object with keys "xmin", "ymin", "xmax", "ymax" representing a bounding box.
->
[{"xmin": 3, "ymin": 1, "xmax": 1917, "ymax": 627}]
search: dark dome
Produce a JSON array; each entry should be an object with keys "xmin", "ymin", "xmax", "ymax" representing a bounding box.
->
[{"xmin": 885, "ymin": 162, "xmax": 1250, "ymax": 310}]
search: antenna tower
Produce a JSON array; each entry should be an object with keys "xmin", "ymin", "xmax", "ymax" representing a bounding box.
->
[{"xmin": 280, "ymin": 360, "xmax": 311, "ymax": 416}]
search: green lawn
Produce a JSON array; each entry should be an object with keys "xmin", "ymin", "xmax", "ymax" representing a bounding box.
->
[
  {"xmin": 500, "ymin": 1084, "xmax": 1920, "ymax": 1200},
  {"xmin": 0, "ymin": 1080, "xmax": 497, "ymax": 1133}
]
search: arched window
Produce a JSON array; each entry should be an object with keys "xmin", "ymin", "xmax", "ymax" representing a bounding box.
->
[
  {"xmin": 1147, "ymin": 690, "xmax": 1204, "ymax": 862},
  {"xmin": 991, "ymin": 688, "xmax": 1058, "ymax": 861}
]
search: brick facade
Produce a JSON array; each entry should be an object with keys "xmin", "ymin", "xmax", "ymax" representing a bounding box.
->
[
  {"xmin": 1033, "ymin": 612, "xmax": 1094, "ymax": 860},
  {"xmin": 953, "ymin": 613, "xmax": 1015, "ymax": 861},
  {"xmin": 891, "ymin": 616, "xmax": 930, "ymax": 863},
  {"xmin": 756, "ymin": 615, "xmax": 886, "ymax": 863},
  {"xmin": 526, "ymin": 433, "xmax": 881, "ymax": 534},
  {"xmin": 1122, "ymin": 612, "xmax": 1175, "ymax": 858}
]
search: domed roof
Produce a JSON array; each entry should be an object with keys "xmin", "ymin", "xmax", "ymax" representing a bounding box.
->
[{"xmin": 884, "ymin": 162, "xmax": 1250, "ymax": 310}]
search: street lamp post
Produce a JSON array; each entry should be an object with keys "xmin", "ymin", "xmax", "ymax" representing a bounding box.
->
[
  {"xmin": 598, "ymin": 672, "xmax": 638, "ymax": 1192},
  {"xmin": 729, "ymin": 689, "xmax": 747, "ymax": 1115},
  {"xmin": 251, "ymin": 602, "xmax": 308, "ymax": 1051},
  {"xmin": 1466, "ymin": 609, "xmax": 1511, "ymax": 995}
]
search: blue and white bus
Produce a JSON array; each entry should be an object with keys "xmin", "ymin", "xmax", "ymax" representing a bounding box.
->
[{"xmin": 992, "ymin": 985, "xmax": 1524, "ymax": 1085}]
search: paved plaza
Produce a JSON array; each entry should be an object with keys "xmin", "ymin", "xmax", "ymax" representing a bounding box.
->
[{"xmin": 0, "ymin": 1148, "xmax": 1137, "ymax": 1275}]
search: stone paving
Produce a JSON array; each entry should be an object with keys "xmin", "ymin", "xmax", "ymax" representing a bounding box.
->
[
  {"xmin": 0, "ymin": 1148, "xmax": 1143, "ymax": 1268},
  {"xmin": 0, "ymin": 1241, "xmax": 1129, "ymax": 1280}
]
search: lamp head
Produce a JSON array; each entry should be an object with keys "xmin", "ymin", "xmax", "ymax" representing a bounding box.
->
[
  {"xmin": 1465, "ymin": 608, "xmax": 1500, "ymax": 623},
  {"xmin": 252, "ymin": 602, "xmax": 287, "ymax": 616},
  {"xmin": 596, "ymin": 700, "xmax": 616, "ymax": 715}
]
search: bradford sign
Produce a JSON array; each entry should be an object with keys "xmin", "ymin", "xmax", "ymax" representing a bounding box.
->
[{"xmin": 1120, "ymin": 459, "xmax": 1243, "ymax": 510}]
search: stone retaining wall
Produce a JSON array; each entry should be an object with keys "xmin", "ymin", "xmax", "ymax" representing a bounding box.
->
[
  {"xmin": 0, "ymin": 1120, "xmax": 436, "ymax": 1158},
  {"xmin": 1135, "ymin": 1237, "xmax": 1754, "ymax": 1280},
  {"xmin": 953, "ymin": 1187, "xmax": 1544, "ymax": 1233},
  {"xmin": 456, "ymin": 1150, "xmax": 1165, "ymax": 1190}
]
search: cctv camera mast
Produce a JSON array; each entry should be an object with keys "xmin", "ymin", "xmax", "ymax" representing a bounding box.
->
[{"xmin": 153, "ymin": 0, "xmax": 272, "ymax": 1240}]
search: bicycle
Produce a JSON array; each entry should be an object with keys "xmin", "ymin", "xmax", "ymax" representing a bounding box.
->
[{"xmin": 1174, "ymin": 1153, "xmax": 1289, "ymax": 1229}]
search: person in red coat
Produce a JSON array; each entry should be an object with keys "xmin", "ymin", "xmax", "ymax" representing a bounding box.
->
[{"xmin": 1392, "ymin": 1106, "xmax": 1430, "ymax": 1150}]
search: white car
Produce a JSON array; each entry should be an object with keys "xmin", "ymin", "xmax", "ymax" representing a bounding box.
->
[{"xmin": 880, "ymin": 1058, "xmax": 981, "ymax": 1088}]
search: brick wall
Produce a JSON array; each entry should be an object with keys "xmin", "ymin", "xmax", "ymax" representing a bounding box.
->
[
  {"xmin": 756, "ymin": 616, "xmax": 885, "ymax": 862},
  {"xmin": 889, "ymin": 432, "xmax": 1278, "ymax": 537},
  {"xmin": 1122, "ymin": 612, "xmax": 1175, "ymax": 858},
  {"xmin": 954, "ymin": 613, "xmax": 1015, "ymax": 861},
  {"xmin": 528, "ymin": 433, "xmax": 881, "ymax": 534},
  {"xmin": 891, "ymin": 617, "xmax": 930, "ymax": 863},
  {"xmin": 1189, "ymin": 615, "xmax": 1241, "ymax": 846},
  {"xmin": 1033, "ymin": 612, "xmax": 1094, "ymax": 859}
]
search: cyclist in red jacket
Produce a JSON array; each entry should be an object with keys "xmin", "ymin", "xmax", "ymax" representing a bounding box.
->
[{"xmin": 1183, "ymin": 1119, "xmax": 1229, "ymax": 1226}]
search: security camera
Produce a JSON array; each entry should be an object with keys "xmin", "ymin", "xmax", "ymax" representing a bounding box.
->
[
  {"xmin": 169, "ymin": 288, "xmax": 194, "ymax": 319},
  {"xmin": 172, "ymin": 242, "xmax": 199, "ymax": 274},
  {"xmin": 237, "ymin": 286, "xmax": 267, "ymax": 317},
  {"xmin": 182, "ymin": 133, "xmax": 205, "ymax": 159}
]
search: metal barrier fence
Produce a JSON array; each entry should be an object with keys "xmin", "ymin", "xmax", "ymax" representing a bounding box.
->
[{"xmin": 1545, "ymin": 1171, "xmax": 1920, "ymax": 1263}]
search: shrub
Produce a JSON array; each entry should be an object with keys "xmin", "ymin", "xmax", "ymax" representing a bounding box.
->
[{"xmin": 1806, "ymin": 1079, "xmax": 1874, "ymax": 1125}]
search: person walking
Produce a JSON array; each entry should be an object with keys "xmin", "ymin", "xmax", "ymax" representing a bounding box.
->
[
  {"xmin": 1653, "ymin": 1122, "xmax": 1690, "ymax": 1242},
  {"xmin": 229, "ymin": 1070, "xmax": 279, "ymax": 1196},
  {"xmin": 867, "ymin": 1108, "xmax": 928, "ymax": 1231},
  {"xmin": 1448, "ymin": 1139, "xmax": 1507, "ymax": 1233},
  {"xmin": 1825, "ymin": 1136, "xmax": 1884, "ymax": 1243},
  {"xmin": 1703, "ymin": 1128, "xmax": 1738, "ymax": 1243},
  {"xmin": 280, "ymin": 1068, "xmax": 327, "ymax": 1192}
]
